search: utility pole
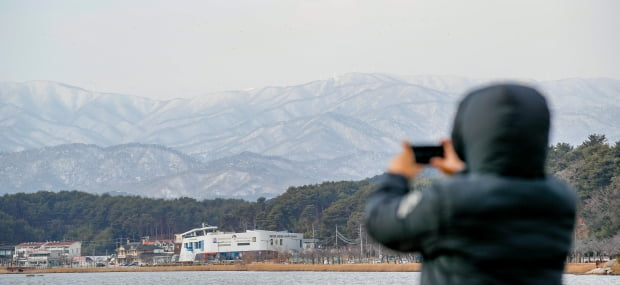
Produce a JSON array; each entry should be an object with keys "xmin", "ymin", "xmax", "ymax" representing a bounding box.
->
[
  {"xmin": 312, "ymin": 224, "xmax": 315, "ymax": 246},
  {"xmin": 335, "ymin": 225, "xmax": 338, "ymax": 265},
  {"xmin": 335, "ymin": 225, "xmax": 338, "ymax": 248},
  {"xmin": 359, "ymin": 224, "xmax": 363, "ymax": 261}
]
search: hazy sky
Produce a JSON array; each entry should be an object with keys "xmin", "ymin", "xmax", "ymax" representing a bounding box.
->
[{"xmin": 1, "ymin": 0, "xmax": 618, "ymax": 100}]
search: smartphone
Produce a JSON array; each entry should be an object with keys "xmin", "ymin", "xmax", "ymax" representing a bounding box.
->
[{"xmin": 411, "ymin": 145, "xmax": 444, "ymax": 164}]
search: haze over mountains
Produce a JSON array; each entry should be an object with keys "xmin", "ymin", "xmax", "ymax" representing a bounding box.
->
[{"xmin": 1, "ymin": 73, "xmax": 619, "ymax": 200}]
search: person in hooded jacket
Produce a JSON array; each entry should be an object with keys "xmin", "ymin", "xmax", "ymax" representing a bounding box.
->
[{"xmin": 364, "ymin": 84, "xmax": 576, "ymax": 285}]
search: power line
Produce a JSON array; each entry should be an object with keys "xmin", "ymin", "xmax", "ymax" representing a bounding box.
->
[{"xmin": 335, "ymin": 226, "xmax": 358, "ymax": 245}]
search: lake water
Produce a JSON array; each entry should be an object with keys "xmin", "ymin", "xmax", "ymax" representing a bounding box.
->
[{"xmin": 0, "ymin": 271, "xmax": 618, "ymax": 285}]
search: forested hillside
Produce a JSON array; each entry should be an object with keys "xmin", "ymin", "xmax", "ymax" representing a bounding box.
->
[
  {"xmin": 548, "ymin": 134, "xmax": 620, "ymax": 239},
  {"xmin": 0, "ymin": 179, "xmax": 384, "ymax": 256},
  {"xmin": 1, "ymin": 134, "xmax": 618, "ymax": 257}
]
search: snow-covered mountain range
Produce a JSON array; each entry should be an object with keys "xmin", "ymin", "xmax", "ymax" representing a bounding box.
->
[{"xmin": 1, "ymin": 73, "xmax": 619, "ymax": 199}]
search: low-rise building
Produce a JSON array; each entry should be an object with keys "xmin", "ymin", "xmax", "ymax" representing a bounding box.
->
[
  {"xmin": 178, "ymin": 225, "xmax": 314, "ymax": 262},
  {"xmin": 14, "ymin": 241, "xmax": 81, "ymax": 266},
  {"xmin": 116, "ymin": 238, "xmax": 173, "ymax": 265},
  {"xmin": 0, "ymin": 245, "xmax": 16, "ymax": 265}
]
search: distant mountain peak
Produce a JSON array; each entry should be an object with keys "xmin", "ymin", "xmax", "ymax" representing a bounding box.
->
[{"xmin": 1, "ymin": 74, "xmax": 619, "ymax": 199}]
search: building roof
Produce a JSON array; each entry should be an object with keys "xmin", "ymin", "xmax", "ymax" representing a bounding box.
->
[
  {"xmin": 16, "ymin": 241, "xmax": 80, "ymax": 247},
  {"xmin": 121, "ymin": 242, "xmax": 162, "ymax": 251},
  {"xmin": 143, "ymin": 239, "xmax": 173, "ymax": 245},
  {"xmin": 135, "ymin": 244, "xmax": 162, "ymax": 251}
]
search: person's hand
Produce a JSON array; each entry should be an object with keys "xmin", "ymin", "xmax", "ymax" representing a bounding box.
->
[
  {"xmin": 388, "ymin": 141, "xmax": 424, "ymax": 179},
  {"xmin": 430, "ymin": 139, "xmax": 465, "ymax": 175}
]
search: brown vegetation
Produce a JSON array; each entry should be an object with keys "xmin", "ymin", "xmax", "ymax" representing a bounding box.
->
[
  {"xmin": 564, "ymin": 263, "xmax": 596, "ymax": 274},
  {"xmin": 3, "ymin": 263, "xmax": 617, "ymax": 275}
]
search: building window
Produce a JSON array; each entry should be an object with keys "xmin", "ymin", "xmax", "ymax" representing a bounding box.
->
[{"xmin": 270, "ymin": 239, "xmax": 273, "ymax": 245}]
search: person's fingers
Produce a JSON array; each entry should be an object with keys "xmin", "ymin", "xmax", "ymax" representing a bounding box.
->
[
  {"xmin": 441, "ymin": 139, "xmax": 458, "ymax": 159},
  {"xmin": 429, "ymin": 156, "xmax": 445, "ymax": 169},
  {"xmin": 388, "ymin": 140, "xmax": 422, "ymax": 179},
  {"xmin": 430, "ymin": 139, "xmax": 465, "ymax": 175},
  {"xmin": 402, "ymin": 140, "xmax": 414, "ymax": 162}
]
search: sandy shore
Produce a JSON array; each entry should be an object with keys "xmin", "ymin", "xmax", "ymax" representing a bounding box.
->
[{"xmin": 2, "ymin": 263, "xmax": 617, "ymax": 275}]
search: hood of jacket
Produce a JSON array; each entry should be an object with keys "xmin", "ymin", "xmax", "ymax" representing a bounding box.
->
[{"xmin": 451, "ymin": 84, "xmax": 550, "ymax": 178}]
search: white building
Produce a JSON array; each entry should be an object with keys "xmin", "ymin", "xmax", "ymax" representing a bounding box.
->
[
  {"xmin": 178, "ymin": 225, "xmax": 313, "ymax": 262},
  {"xmin": 14, "ymin": 241, "xmax": 81, "ymax": 266}
]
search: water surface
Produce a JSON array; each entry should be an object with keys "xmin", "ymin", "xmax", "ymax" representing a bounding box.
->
[{"xmin": 1, "ymin": 271, "xmax": 618, "ymax": 285}]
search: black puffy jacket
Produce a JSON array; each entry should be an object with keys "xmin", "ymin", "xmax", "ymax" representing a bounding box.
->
[{"xmin": 365, "ymin": 84, "xmax": 576, "ymax": 285}]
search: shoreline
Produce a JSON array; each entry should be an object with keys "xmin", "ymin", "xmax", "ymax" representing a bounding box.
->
[{"xmin": 2, "ymin": 263, "xmax": 617, "ymax": 275}]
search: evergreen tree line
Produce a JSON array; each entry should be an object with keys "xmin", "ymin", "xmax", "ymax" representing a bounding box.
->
[
  {"xmin": 547, "ymin": 134, "xmax": 620, "ymax": 260},
  {"xmin": 0, "ymin": 134, "xmax": 618, "ymax": 257}
]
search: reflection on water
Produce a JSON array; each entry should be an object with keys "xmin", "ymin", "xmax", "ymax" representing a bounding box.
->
[{"xmin": 0, "ymin": 271, "xmax": 618, "ymax": 285}]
